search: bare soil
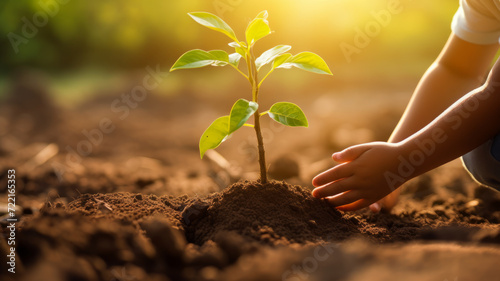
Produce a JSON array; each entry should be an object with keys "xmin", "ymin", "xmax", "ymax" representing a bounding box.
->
[{"xmin": 1, "ymin": 72, "xmax": 499, "ymax": 281}]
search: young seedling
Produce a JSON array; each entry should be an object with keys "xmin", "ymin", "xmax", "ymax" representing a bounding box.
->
[{"xmin": 170, "ymin": 10, "xmax": 332, "ymax": 184}]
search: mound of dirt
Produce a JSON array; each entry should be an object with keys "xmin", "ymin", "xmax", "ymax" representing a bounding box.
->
[
  {"xmin": 185, "ymin": 180, "xmax": 362, "ymax": 245},
  {"xmin": 63, "ymin": 181, "xmax": 363, "ymax": 246}
]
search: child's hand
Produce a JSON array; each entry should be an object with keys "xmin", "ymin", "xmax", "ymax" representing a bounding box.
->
[{"xmin": 312, "ymin": 142, "xmax": 405, "ymax": 212}]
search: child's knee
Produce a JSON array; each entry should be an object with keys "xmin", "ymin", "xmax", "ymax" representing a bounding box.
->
[{"xmin": 462, "ymin": 139, "xmax": 500, "ymax": 191}]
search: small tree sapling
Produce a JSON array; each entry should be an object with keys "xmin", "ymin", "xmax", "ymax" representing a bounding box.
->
[{"xmin": 170, "ymin": 10, "xmax": 332, "ymax": 184}]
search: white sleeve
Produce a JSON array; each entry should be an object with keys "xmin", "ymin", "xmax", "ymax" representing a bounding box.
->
[{"xmin": 451, "ymin": 0, "xmax": 500, "ymax": 44}]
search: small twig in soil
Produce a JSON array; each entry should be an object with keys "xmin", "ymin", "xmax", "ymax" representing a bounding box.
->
[
  {"xmin": 93, "ymin": 198, "xmax": 113, "ymax": 213},
  {"xmin": 204, "ymin": 150, "xmax": 242, "ymax": 188},
  {"xmin": 21, "ymin": 143, "xmax": 59, "ymax": 171}
]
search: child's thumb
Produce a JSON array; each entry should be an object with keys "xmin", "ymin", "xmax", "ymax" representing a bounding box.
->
[{"xmin": 332, "ymin": 144, "xmax": 370, "ymax": 162}]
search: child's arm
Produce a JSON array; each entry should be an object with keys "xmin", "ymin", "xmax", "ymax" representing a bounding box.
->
[
  {"xmin": 390, "ymin": 34, "xmax": 497, "ymax": 141},
  {"xmin": 312, "ymin": 44, "xmax": 500, "ymax": 212},
  {"xmin": 371, "ymin": 33, "xmax": 498, "ymax": 212}
]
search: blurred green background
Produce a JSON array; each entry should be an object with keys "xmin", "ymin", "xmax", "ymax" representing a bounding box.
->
[{"xmin": 0, "ymin": 0, "xmax": 460, "ymax": 103}]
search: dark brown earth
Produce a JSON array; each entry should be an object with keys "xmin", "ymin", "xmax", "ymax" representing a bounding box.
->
[{"xmin": 1, "ymin": 71, "xmax": 500, "ymax": 281}]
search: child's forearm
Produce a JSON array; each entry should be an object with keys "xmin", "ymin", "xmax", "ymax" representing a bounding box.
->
[
  {"xmin": 389, "ymin": 34, "xmax": 497, "ymax": 143},
  {"xmin": 397, "ymin": 78, "xmax": 500, "ymax": 180},
  {"xmin": 390, "ymin": 63, "xmax": 484, "ymax": 142}
]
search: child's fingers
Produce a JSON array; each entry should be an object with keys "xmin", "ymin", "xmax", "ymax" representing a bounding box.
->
[
  {"xmin": 324, "ymin": 190, "xmax": 361, "ymax": 207},
  {"xmin": 332, "ymin": 144, "xmax": 372, "ymax": 163},
  {"xmin": 312, "ymin": 177, "xmax": 354, "ymax": 199},
  {"xmin": 336, "ymin": 198, "xmax": 372, "ymax": 212},
  {"xmin": 312, "ymin": 163, "xmax": 353, "ymax": 187}
]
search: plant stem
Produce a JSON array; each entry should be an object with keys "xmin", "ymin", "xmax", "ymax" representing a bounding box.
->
[
  {"xmin": 231, "ymin": 65, "xmax": 249, "ymax": 80},
  {"xmin": 258, "ymin": 69, "xmax": 274, "ymax": 88},
  {"xmin": 246, "ymin": 48, "xmax": 268, "ymax": 184},
  {"xmin": 253, "ymin": 108, "xmax": 267, "ymax": 183}
]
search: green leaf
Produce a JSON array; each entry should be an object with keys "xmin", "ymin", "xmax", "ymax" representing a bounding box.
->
[
  {"xmin": 246, "ymin": 18, "xmax": 271, "ymax": 46},
  {"xmin": 228, "ymin": 53, "xmax": 242, "ymax": 67},
  {"xmin": 235, "ymin": 47, "xmax": 246, "ymax": 57},
  {"xmin": 255, "ymin": 45, "xmax": 291, "ymax": 71},
  {"xmin": 170, "ymin": 49, "xmax": 229, "ymax": 71},
  {"xmin": 199, "ymin": 116, "xmax": 230, "ymax": 158},
  {"xmin": 208, "ymin": 50, "xmax": 229, "ymax": 66},
  {"xmin": 255, "ymin": 10, "xmax": 268, "ymax": 19},
  {"xmin": 188, "ymin": 12, "xmax": 237, "ymax": 41},
  {"xmin": 272, "ymin": 53, "xmax": 293, "ymax": 69},
  {"xmin": 228, "ymin": 41, "xmax": 247, "ymax": 57},
  {"xmin": 277, "ymin": 52, "xmax": 332, "ymax": 75},
  {"xmin": 268, "ymin": 102, "xmax": 308, "ymax": 127},
  {"xmin": 229, "ymin": 99, "xmax": 258, "ymax": 134}
]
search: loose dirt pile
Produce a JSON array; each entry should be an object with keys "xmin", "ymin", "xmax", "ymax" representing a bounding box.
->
[{"xmin": 184, "ymin": 181, "xmax": 361, "ymax": 245}]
